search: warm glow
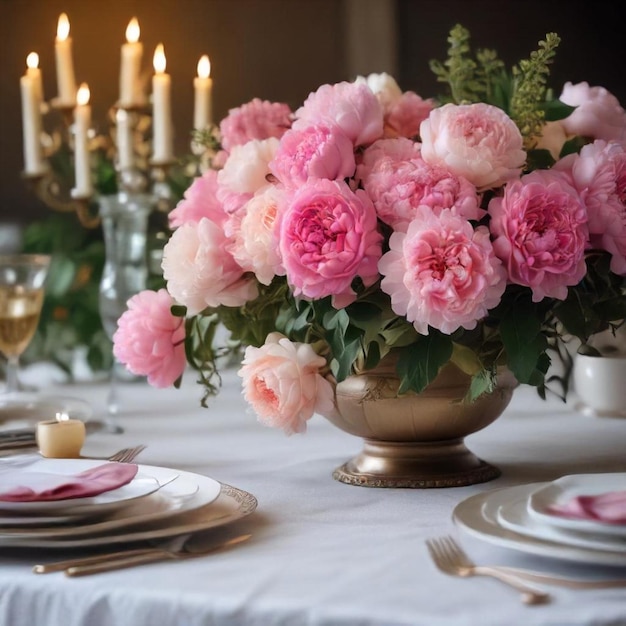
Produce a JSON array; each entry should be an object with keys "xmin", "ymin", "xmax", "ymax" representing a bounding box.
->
[
  {"xmin": 153, "ymin": 43, "xmax": 166, "ymax": 74},
  {"xmin": 57, "ymin": 12, "xmax": 70, "ymax": 41},
  {"xmin": 126, "ymin": 17, "xmax": 140, "ymax": 43},
  {"xmin": 197, "ymin": 55, "xmax": 211, "ymax": 79},
  {"xmin": 76, "ymin": 83, "xmax": 90, "ymax": 106},
  {"xmin": 26, "ymin": 52, "xmax": 39, "ymax": 70}
]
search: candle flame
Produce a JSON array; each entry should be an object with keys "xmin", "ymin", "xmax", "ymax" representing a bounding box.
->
[
  {"xmin": 57, "ymin": 12, "xmax": 70, "ymax": 41},
  {"xmin": 197, "ymin": 54, "xmax": 211, "ymax": 79},
  {"xmin": 126, "ymin": 17, "xmax": 140, "ymax": 43},
  {"xmin": 77, "ymin": 83, "xmax": 90, "ymax": 106},
  {"xmin": 153, "ymin": 43, "xmax": 166, "ymax": 73},
  {"xmin": 55, "ymin": 412, "xmax": 70, "ymax": 422},
  {"xmin": 26, "ymin": 52, "xmax": 39, "ymax": 70}
]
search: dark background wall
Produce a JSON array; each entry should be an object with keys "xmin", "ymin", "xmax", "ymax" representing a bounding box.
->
[{"xmin": 1, "ymin": 0, "xmax": 624, "ymax": 229}]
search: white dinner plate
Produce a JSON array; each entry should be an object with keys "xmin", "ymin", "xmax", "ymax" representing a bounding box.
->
[
  {"xmin": 453, "ymin": 483, "xmax": 626, "ymax": 567},
  {"xmin": 0, "ymin": 463, "xmax": 222, "ymax": 541},
  {"xmin": 0, "ymin": 458, "xmax": 167, "ymax": 516},
  {"xmin": 0, "ymin": 483, "xmax": 256, "ymax": 548},
  {"xmin": 527, "ymin": 473, "xmax": 626, "ymax": 538},
  {"xmin": 496, "ymin": 491, "xmax": 626, "ymax": 553}
]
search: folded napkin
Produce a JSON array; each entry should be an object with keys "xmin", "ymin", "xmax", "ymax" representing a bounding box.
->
[
  {"xmin": 0, "ymin": 463, "xmax": 138, "ymax": 502},
  {"xmin": 547, "ymin": 491, "xmax": 626, "ymax": 524}
]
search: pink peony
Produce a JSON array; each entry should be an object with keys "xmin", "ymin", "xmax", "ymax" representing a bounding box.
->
[
  {"xmin": 384, "ymin": 91, "xmax": 435, "ymax": 139},
  {"xmin": 238, "ymin": 333, "xmax": 336, "ymax": 435},
  {"xmin": 217, "ymin": 138, "xmax": 280, "ymax": 196},
  {"xmin": 534, "ymin": 121, "xmax": 569, "ymax": 160},
  {"xmin": 489, "ymin": 169, "xmax": 589, "ymax": 301},
  {"xmin": 219, "ymin": 98, "xmax": 292, "ymax": 152},
  {"xmin": 559, "ymin": 82, "xmax": 626, "ymax": 147},
  {"xmin": 162, "ymin": 218, "xmax": 258, "ymax": 315},
  {"xmin": 379, "ymin": 207, "xmax": 506, "ymax": 335},
  {"xmin": 169, "ymin": 169, "xmax": 225, "ymax": 229},
  {"xmin": 356, "ymin": 72, "xmax": 403, "ymax": 109},
  {"xmin": 558, "ymin": 140, "xmax": 626, "ymax": 274},
  {"xmin": 358, "ymin": 138, "xmax": 483, "ymax": 230},
  {"xmin": 112, "ymin": 289, "xmax": 186, "ymax": 388},
  {"xmin": 278, "ymin": 178, "xmax": 383, "ymax": 308},
  {"xmin": 293, "ymin": 81, "xmax": 383, "ymax": 146},
  {"xmin": 420, "ymin": 102, "xmax": 526, "ymax": 190},
  {"xmin": 231, "ymin": 185, "xmax": 286, "ymax": 285},
  {"xmin": 269, "ymin": 124, "xmax": 355, "ymax": 188}
]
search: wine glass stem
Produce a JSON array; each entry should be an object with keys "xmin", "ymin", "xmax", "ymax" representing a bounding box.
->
[{"xmin": 5, "ymin": 355, "xmax": 20, "ymax": 394}]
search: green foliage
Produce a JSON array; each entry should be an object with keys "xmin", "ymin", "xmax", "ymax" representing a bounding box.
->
[
  {"xmin": 510, "ymin": 32, "xmax": 561, "ymax": 147},
  {"xmin": 21, "ymin": 213, "xmax": 111, "ymax": 375}
]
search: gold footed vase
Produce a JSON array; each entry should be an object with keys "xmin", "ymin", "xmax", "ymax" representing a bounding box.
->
[{"xmin": 326, "ymin": 359, "xmax": 518, "ymax": 488}]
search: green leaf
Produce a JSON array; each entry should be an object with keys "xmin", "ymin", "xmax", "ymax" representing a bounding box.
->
[
  {"xmin": 500, "ymin": 299, "xmax": 547, "ymax": 384},
  {"xmin": 525, "ymin": 148, "xmax": 555, "ymax": 171},
  {"xmin": 540, "ymin": 100, "xmax": 576, "ymax": 122},
  {"xmin": 396, "ymin": 332, "xmax": 453, "ymax": 394},
  {"xmin": 468, "ymin": 368, "xmax": 497, "ymax": 402}
]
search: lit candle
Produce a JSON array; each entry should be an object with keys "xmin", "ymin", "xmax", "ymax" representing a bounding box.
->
[
  {"xmin": 54, "ymin": 12, "xmax": 77, "ymax": 106},
  {"xmin": 26, "ymin": 52, "xmax": 44, "ymax": 107},
  {"xmin": 20, "ymin": 54, "xmax": 45, "ymax": 175},
  {"xmin": 193, "ymin": 54, "xmax": 213, "ymax": 130},
  {"xmin": 151, "ymin": 43, "xmax": 173, "ymax": 162},
  {"xmin": 119, "ymin": 17, "xmax": 143, "ymax": 107},
  {"xmin": 72, "ymin": 83, "xmax": 92, "ymax": 197},
  {"xmin": 116, "ymin": 108, "xmax": 133, "ymax": 170},
  {"xmin": 36, "ymin": 417, "xmax": 86, "ymax": 458}
]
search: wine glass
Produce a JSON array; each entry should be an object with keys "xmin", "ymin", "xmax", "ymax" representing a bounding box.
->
[{"xmin": 0, "ymin": 254, "xmax": 51, "ymax": 402}]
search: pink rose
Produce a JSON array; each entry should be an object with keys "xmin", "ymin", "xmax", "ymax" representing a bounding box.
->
[
  {"xmin": 558, "ymin": 140, "xmax": 626, "ymax": 274},
  {"xmin": 420, "ymin": 102, "xmax": 526, "ymax": 190},
  {"xmin": 231, "ymin": 185, "xmax": 286, "ymax": 285},
  {"xmin": 278, "ymin": 178, "xmax": 383, "ymax": 308},
  {"xmin": 169, "ymin": 169, "xmax": 225, "ymax": 229},
  {"xmin": 379, "ymin": 207, "xmax": 506, "ymax": 335},
  {"xmin": 269, "ymin": 124, "xmax": 355, "ymax": 188},
  {"xmin": 238, "ymin": 333, "xmax": 336, "ymax": 435},
  {"xmin": 358, "ymin": 138, "xmax": 483, "ymax": 230},
  {"xmin": 293, "ymin": 81, "xmax": 384, "ymax": 146},
  {"xmin": 489, "ymin": 170, "xmax": 589, "ymax": 301},
  {"xmin": 219, "ymin": 98, "xmax": 292, "ymax": 152},
  {"xmin": 112, "ymin": 289, "xmax": 186, "ymax": 388},
  {"xmin": 559, "ymin": 82, "xmax": 626, "ymax": 146},
  {"xmin": 162, "ymin": 218, "xmax": 258, "ymax": 314}
]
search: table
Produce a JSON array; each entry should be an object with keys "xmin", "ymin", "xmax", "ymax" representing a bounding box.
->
[{"xmin": 1, "ymin": 366, "xmax": 626, "ymax": 626}]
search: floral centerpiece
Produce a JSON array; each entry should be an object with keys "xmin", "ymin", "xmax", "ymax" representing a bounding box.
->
[{"xmin": 113, "ymin": 25, "xmax": 626, "ymax": 439}]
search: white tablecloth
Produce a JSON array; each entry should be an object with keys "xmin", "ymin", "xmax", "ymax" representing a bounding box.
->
[{"xmin": 1, "ymin": 367, "xmax": 625, "ymax": 626}]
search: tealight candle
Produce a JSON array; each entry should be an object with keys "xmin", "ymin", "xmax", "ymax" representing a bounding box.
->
[
  {"xmin": 36, "ymin": 417, "xmax": 86, "ymax": 458},
  {"xmin": 119, "ymin": 17, "xmax": 143, "ymax": 107},
  {"xmin": 71, "ymin": 83, "xmax": 93, "ymax": 197},
  {"xmin": 193, "ymin": 54, "xmax": 212, "ymax": 130},
  {"xmin": 54, "ymin": 12, "xmax": 77, "ymax": 107},
  {"xmin": 151, "ymin": 43, "xmax": 173, "ymax": 163}
]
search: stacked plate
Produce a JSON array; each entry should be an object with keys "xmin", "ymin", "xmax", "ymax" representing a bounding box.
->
[
  {"xmin": 0, "ymin": 456, "xmax": 257, "ymax": 549},
  {"xmin": 453, "ymin": 473, "xmax": 626, "ymax": 566}
]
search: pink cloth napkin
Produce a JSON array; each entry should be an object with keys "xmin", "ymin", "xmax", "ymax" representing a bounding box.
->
[
  {"xmin": 547, "ymin": 490, "xmax": 626, "ymax": 524},
  {"xmin": 0, "ymin": 463, "xmax": 138, "ymax": 502}
]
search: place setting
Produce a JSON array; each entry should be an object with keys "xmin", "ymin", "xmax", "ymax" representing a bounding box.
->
[{"xmin": 452, "ymin": 473, "xmax": 626, "ymax": 568}]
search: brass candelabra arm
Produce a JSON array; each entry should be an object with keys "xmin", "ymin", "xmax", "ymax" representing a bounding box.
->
[{"xmin": 22, "ymin": 169, "xmax": 100, "ymax": 229}]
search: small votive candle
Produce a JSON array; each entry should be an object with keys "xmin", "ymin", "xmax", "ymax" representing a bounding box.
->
[{"xmin": 36, "ymin": 416, "xmax": 86, "ymax": 458}]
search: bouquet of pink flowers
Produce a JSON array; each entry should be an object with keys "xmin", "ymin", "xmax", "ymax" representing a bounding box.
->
[{"xmin": 113, "ymin": 25, "xmax": 626, "ymax": 435}]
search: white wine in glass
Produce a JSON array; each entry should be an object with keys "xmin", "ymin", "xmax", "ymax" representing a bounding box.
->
[
  {"xmin": 0, "ymin": 254, "xmax": 50, "ymax": 397},
  {"xmin": 0, "ymin": 254, "xmax": 50, "ymax": 394}
]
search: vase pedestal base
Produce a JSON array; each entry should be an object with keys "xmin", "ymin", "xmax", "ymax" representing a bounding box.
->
[{"xmin": 332, "ymin": 438, "xmax": 500, "ymax": 488}]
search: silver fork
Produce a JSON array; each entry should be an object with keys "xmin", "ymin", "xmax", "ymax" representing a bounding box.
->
[
  {"xmin": 106, "ymin": 445, "xmax": 146, "ymax": 463},
  {"xmin": 425, "ymin": 535, "xmax": 551, "ymax": 605}
]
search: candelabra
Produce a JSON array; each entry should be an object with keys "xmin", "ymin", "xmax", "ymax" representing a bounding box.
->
[{"xmin": 21, "ymin": 94, "xmax": 211, "ymax": 429}]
